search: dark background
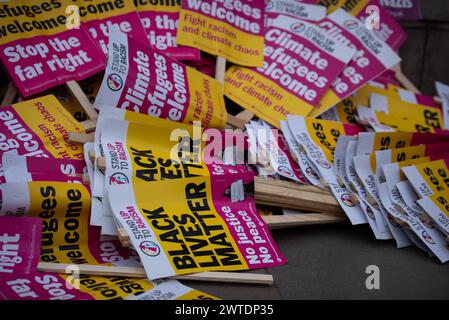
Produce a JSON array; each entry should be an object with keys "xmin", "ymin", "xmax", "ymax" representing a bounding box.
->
[{"xmin": 400, "ymin": 0, "xmax": 449, "ymax": 96}]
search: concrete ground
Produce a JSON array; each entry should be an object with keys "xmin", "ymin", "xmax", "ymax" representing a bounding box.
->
[{"xmin": 184, "ymin": 224, "xmax": 449, "ymax": 299}]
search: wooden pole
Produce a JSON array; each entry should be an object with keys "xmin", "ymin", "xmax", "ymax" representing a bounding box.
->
[
  {"xmin": 68, "ymin": 132, "xmax": 94, "ymax": 144},
  {"xmin": 37, "ymin": 262, "xmax": 274, "ymax": 285},
  {"xmin": 214, "ymin": 56, "xmax": 247, "ymax": 130},
  {"xmin": 392, "ymin": 64, "xmax": 421, "ymax": 94},
  {"xmin": 235, "ymin": 109, "xmax": 255, "ymax": 123},
  {"xmin": 80, "ymin": 118, "xmax": 98, "ymax": 132},
  {"xmin": 66, "ymin": 80, "xmax": 98, "ymax": 119},
  {"xmin": 215, "ymin": 56, "xmax": 227, "ymax": 85}
]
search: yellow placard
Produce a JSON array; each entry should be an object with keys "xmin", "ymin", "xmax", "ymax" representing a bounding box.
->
[
  {"xmin": 132, "ymin": 177, "xmax": 248, "ymax": 274},
  {"xmin": 0, "ymin": 0, "xmax": 69, "ymax": 45},
  {"xmin": 125, "ymin": 119, "xmax": 210, "ymax": 185},
  {"xmin": 412, "ymin": 159, "xmax": 449, "ymax": 194},
  {"xmin": 185, "ymin": 68, "xmax": 228, "ymax": 128},
  {"xmin": 177, "ymin": 5, "xmax": 264, "ymax": 67},
  {"xmin": 225, "ymin": 66, "xmax": 313, "ymax": 128},
  {"xmin": 3, "ymin": 95, "xmax": 85, "ymax": 160},
  {"xmin": 26, "ymin": 181, "xmax": 98, "ymax": 265},
  {"xmin": 319, "ymin": 0, "xmax": 368, "ymax": 15},
  {"xmin": 304, "ymin": 117, "xmax": 353, "ymax": 162}
]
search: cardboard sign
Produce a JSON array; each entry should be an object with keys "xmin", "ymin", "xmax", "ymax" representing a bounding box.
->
[
  {"xmin": 311, "ymin": 84, "xmax": 441, "ymax": 125},
  {"xmin": 91, "ymin": 108, "xmax": 174, "ymax": 230},
  {"xmin": 0, "ymin": 0, "xmax": 106, "ymax": 97},
  {"xmin": 134, "ymin": 0, "xmax": 201, "ymax": 61},
  {"xmin": 2, "ymin": 154, "xmax": 86, "ymax": 183},
  {"xmin": 108, "ymin": 175, "xmax": 286, "ymax": 280},
  {"xmin": 225, "ymin": 15, "xmax": 355, "ymax": 127},
  {"xmin": 353, "ymin": 144, "xmax": 449, "ymax": 245},
  {"xmin": 402, "ymin": 158, "xmax": 449, "ymax": 198},
  {"xmin": 380, "ymin": 0, "xmax": 422, "ymax": 20},
  {"xmin": 375, "ymin": 142, "xmax": 449, "ymax": 185},
  {"xmin": 309, "ymin": 9, "xmax": 401, "ymax": 117},
  {"xmin": 339, "ymin": 132, "xmax": 449, "ymax": 237},
  {"xmin": 0, "ymin": 272, "xmax": 218, "ymax": 300},
  {"xmin": 0, "ymin": 273, "xmax": 156, "ymax": 300},
  {"xmin": 94, "ymin": 29, "xmax": 227, "ymax": 129},
  {"xmin": 380, "ymin": 155, "xmax": 449, "ymax": 261},
  {"xmin": 246, "ymin": 120, "xmax": 307, "ymax": 183},
  {"xmin": 280, "ymin": 120, "xmax": 324, "ymax": 187},
  {"xmin": 382, "ymin": 154, "xmax": 449, "ymax": 198},
  {"xmin": 356, "ymin": 131, "xmax": 449, "ymax": 156},
  {"xmin": 0, "ymin": 181, "xmax": 138, "ymax": 266},
  {"xmin": 0, "ymin": 213, "xmax": 186, "ymax": 301},
  {"xmin": 418, "ymin": 190, "xmax": 449, "ymax": 236},
  {"xmin": 98, "ymin": 115, "xmax": 252, "ymax": 229},
  {"xmin": 0, "ymin": 95, "xmax": 85, "ymax": 183},
  {"xmin": 358, "ymin": 94, "xmax": 445, "ymax": 132},
  {"xmin": 287, "ymin": 116, "xmax": 367, "ymax": 225},
  {"xmin": 177, "ymin": 0, "xmax": 265, "ymax": 67},
  {"xmin": 0, "ymin": 216, "xmax": 42, "ymax": 275},
  {"xmin": 319, "ymin": 0, "xmax": 407, "ymax": 51},
  {"xmin": 72, "ymin": 0, "xmax": 149, "ymax": 54},
  {"xmin": 395, "ymin": 88, "xmax": 440, "ymax": 109},
  {"xmin": 100, "ymin": 116, "xmax": 250, "ymax": 186},
  {"xmin": 126, "ymin": 280, "xmax": 218, "ymax": 300},
  {"xmin": 381, "ymin": 154, "xmax": 449, "ymax": 231},
  {"xmin": 0, "ymin": 213, "xmax": 213, "ymax": 300},
  {"xmin": 321, "ymin": 84, "xmax": 396, "ymax": 124},
  {"xmin": 265, "ymin": 0, "xmax": 326, "ymax": 25},
  {"xmin": 344, "ymin": 139, "xmax": 392, "ymax": 239},
  {"xmin": 378, "ymin": 180, "xmax": 449, "ymax": 262}
]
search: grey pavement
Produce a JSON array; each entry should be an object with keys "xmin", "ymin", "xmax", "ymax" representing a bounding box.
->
[{"xmin": 184, "ymin": 224, "xmax": 449, "ymax": 300}]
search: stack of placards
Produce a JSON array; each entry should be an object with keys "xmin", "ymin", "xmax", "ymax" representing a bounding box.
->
[{"xmin": 2, "ymin": 0, "xmax": 449, "ymax": 302}]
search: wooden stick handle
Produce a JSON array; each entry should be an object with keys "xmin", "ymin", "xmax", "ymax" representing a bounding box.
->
[
  {"xmin": 80, "ymin": 118, "xmax": 98, "ymax": 132},
  {"xmin": 37, "ymin": 262, "xmax": 274, "ymax": 285},
  {"xmin": 215, "ymin": 56, "xmax": 227, "ymax": 85},
  {"xmin": 392, "ymin": 64, "xmax": 421, "ymax": 94},
  {"xmin": 226, "ymin": 114, "xmax": 247, "ymax": 129},
  {"xmin": 68, "ymin": 132, "xmax": 94, "ymax": 144},
  {"xmin": 66, "ymin": 80, "xmax": 98, "ymax": 119},
  {"xmin": 235, "ymin": 109, "xmax": 254, "ymax": 123}
]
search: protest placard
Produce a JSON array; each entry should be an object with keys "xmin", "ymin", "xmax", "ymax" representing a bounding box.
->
[
  {"xmin": 177, "ymin": 0, "xmax": 266, "ymax": 67},
  {"xmin": 319, "ymin": 0, "xmax": 407, "ymax": 51},
  {"xmin": 287, "ymin": 116, "xmax": 366, "ymax": 224},
  {"xmin": 71, "ymin": 0, "xmax": 149, "ymax": 54},
  {"xmin": 135, "ymin": 0, "xmax": 201, "ymax": 61},
  {"xmin": 225, "ymin": 15, "xmax": 355, "ymax": 127},
  {"xmin": 108, "ymin": 174, "xmax": 286, "ymax": 280},
  {"xmin": 94, "ymin": 29, "xmax": 227, "ymax": 129},
  {"xmin": 0, "ymin": 216, "xmax": 42, "ymax": 275},
  {"xmin": 2, "ymin": 154, "xmax": 86, "ymax": 183},
  {"xmin": 308, "ymin": 9, "xmax": 401, "ymax": 117},
  {"xmin": 0, "ymin": 95, "xmax": 86, "ymax": 183},
  {"xmin": 0, "ymin": 0, "xmax": 106, "ymax": 98}
]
